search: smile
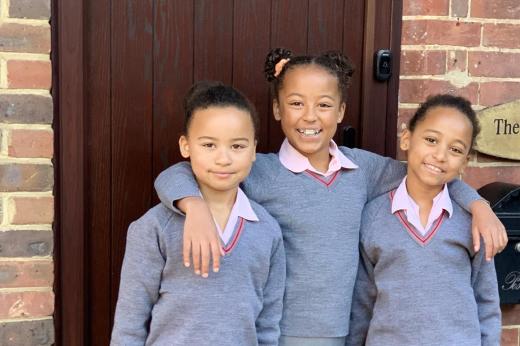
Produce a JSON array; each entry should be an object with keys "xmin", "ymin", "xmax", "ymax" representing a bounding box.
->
[
  {"xmin": 423, "ymin": 163, "xmax": 444, "ymax": 174},
  {"xmin": 297, "ymin": 128, "xmax": 322, "ymax": 136}
]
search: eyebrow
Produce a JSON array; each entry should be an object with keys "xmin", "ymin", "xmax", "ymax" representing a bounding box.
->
[
  {"xmin": 197, "ymin": 136, "xmax": 250, "ymax": 142},
  {"xmin": 424, "ymin": 129, "xmax": 468, "ymax": 149},
  {"xmin": 286, "ymin": 93, "xmax": 336, "ymax": 100}
]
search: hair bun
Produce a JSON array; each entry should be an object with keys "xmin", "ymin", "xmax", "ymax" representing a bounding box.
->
[
  {"xmin": 264, "ymin": 48, "xmax": 293, "ymax": 82},
  {"xmin": 322, "ymin": 51, "xmax": 355, "ymax": 82}
]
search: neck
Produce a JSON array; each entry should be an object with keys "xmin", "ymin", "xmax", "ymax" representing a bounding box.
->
[
  {"xmin": 307, "ymin": 150, "xmax": 332, "ymax": 173},
  {"xmin": 198, "ymin": 184, "xmax": 238, "ymax": 230}
]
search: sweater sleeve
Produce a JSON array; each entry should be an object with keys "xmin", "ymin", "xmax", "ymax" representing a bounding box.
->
[
  {"xmin": 256, "ymin": 228, "xmax": 286, "ymax": 346},
  {"xmin": 110, "ymin": 217, "xmax": 167, "ymax": 346},
  {"xmin": 446, "ymin": 179, "xmax": 482, "ymax": 213},
  {"xmin": 350, "ymin": 148, "xmax": 406, "ymax": 202},
  {"xmin": 154, "ymin": 161, "xmax": 200, "ymax": 214},
  {"xmin": 346, "ymin": 246, "xmax": 377, "ymax": 346},
  {"xmin": 471, "ymin": 245, "xmax": 501, "ymax": 346}
]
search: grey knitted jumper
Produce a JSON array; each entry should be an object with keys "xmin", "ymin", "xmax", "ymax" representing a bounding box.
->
[
  {"xmin": 346, "ymin": 191, "xmax": 501, "ymax": 346},
  {"xmin": 110, "ymin": 199, "xmax": 286, "ymax": 346},
  {"xmin": 155, "ymin": 147, "xmax": 481, "ymax": 338}
]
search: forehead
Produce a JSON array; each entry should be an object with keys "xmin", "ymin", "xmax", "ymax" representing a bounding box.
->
[
  {"xmin": 415, "ymin": 106, "xmax": 473, "ymax": 138},
  {"xmin": 189, "ymin": 106, "xmax": 254, "ymax": 133},
  {"xmin": 282, "ymin": 65, "xmax": 340, "ymax": 94}
]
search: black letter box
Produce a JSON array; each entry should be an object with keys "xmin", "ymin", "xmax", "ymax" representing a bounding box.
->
[{"xmin": 478, "ymin": 182, "xmax": 520, "ymax": 304}]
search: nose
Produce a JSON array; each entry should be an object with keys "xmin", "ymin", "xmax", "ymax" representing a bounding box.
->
[
  {"xmin": 215, "ymin": 147, "xmax": 232, "ymax": 165},
  {"xmin": 302, "ymin": 105, "xmax": 317, "ymax": 122},
  {"xmin": 433, "ymin": 145, "xmax": 448, "ymax": 161}
]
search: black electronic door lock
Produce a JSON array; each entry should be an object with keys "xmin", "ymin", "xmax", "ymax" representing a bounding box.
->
[{"xmin": 374, "ymin": 49, "xmax": 392, "ymax": 82}]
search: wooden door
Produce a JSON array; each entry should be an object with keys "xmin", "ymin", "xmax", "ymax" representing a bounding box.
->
[{"xmin": 56, "ymin": 1, "xmax": 402, "ymax": 345}]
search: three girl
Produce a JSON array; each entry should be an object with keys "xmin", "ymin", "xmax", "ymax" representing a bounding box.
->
[
  {"xmin": 346, "ymin": 94, "xmax": 501, "ymax": 345},
  {"xmin": 154, "ymin": 49, "xmax": 505, "ymax": 345},
  {"xmin": 111, "ymin": 82, "xmax": 286, "ymax": 345}
]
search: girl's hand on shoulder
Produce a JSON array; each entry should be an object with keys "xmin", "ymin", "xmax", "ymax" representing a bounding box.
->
[
  {"xmin": 180, "ymin": 197, "xmax": 223, "ymax": 277},
  {"xmin": 470, "ymin": 200, "xmax": 508, "ymax": 261}
]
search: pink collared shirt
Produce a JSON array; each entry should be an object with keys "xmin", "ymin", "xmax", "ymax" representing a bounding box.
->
[
  {"xmin": 208, "ymin": 188, "xmax": 259, "ymax": 245},
  {"xmin": 391, "ymin": 177, "xmax": 453, "ymax": 236},
  {"xmin": 278, "ymin": 138, "xmax": 358, "ymax": 177}
]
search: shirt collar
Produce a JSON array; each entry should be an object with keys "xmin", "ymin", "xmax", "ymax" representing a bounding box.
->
[
  {"xmin": 233, "ymin": 188, "xmax": 259, "ymax": 222},
  {"xmin": 278, "ymin": 138, "xmax": 358, "ymax": 175},
  {"xmin": 391, "ymin": 177, "xmax": 453, "ymax": 218}
]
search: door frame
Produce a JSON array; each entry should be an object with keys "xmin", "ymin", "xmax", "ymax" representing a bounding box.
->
[{"xmin": 54, "ymin": 1, "xmax": 402, "ymax": 345}]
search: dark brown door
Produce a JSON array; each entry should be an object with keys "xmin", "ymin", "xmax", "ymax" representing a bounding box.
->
[{"xmin": 55, "ymin": 1, "xmax": 402, "ymax": 345}]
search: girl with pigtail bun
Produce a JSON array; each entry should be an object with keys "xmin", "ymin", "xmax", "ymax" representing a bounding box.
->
[{"xmin": 155, "ymin": 48, "xmax": 506, "ymax": 345}]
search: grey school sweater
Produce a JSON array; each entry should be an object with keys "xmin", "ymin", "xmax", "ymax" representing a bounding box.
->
[
  {"xmin": 346, "ymin": 192, "xmax": 501, "ymax": 346},
  {"xmin": 154, "ymin": 147, "xmax": 481, "ymax": 337},
  {"xmin": 110, "ymin": 199, "xmax": 286, "ymax": 346}
]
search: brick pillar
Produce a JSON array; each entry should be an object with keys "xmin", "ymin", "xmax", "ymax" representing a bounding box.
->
[
  {"xmin": 0, "ymin": 0, "xmax": 54, "ymax": 345},
  {"xmin": 400, "ymin": 0, "xmax": 520, "ymax": 344}
]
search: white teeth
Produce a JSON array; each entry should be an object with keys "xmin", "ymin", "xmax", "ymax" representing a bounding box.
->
[
  {"xmin": 298, "ymin": 129, "xmax": 321, "ymax": 136},
  {"xmin": 425, "ymin": 163, "xmax": 442, "ymax": 173}
]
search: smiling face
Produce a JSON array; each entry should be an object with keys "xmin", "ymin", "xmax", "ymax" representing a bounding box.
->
[
  {"xmin": 179, "ymin": 106, "xmax": 256, "ymax": 196},
  {"xmin": 400, "ymin": 106, "xmax": 473, "ymax": 195},
  {"xmin": 273, "ymin": 65, "xmax": 345, "ymax": 169}
]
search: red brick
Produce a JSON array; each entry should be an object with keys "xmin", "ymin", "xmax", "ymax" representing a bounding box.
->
[
  {"xmin": 0, "ymin": 261, "xmax": 53, "ymax": 288},
  {"xmin": 0, "ymin": 94, "xmax": 53, "ymax": 124},
  {"xmin": 480, "ymin": 82, "xmax": 520, "ymax": 107},
  {"xmin": 403, "ymin": 0, "xmax": 449, "ymax": 16},
  {"xmin": 0, "ymin": 164, "xmax": 53, "ymax": 192},
  {"xmin": 483, "ymin": 24, "xmax": 520, "ymax": 49},
  {"xmin": 7, "ymin": 60, "xmax": 51, "ymax": 89},
  {"xmin": 402, "ymin": 20, "xmax": 481, "ymax": 46},
  {"xmin": 472, "ymin": 0, "xmax": 520, "ymax": 19},
  {"xmin": 447, "ymin": 50, "xmax": 467, "ymax": 72},
  {"xmin": 9, "ymin": 0, "xmax": 50, "ymax": 20},
  {"xmin": 451, "ymin": 0, "xmax": 469, "ymax": 17},
  {"xmin": 469, "ymin": 52, "xmax": 520, "ymax": 78},
  {"xmin": 8, "ymin": 129, "xmax": 53, "ymax": 158},
  {"xmin": 0, "ymin": 291, "xmax": 53, "ymax": 319},
  {"xmin": 399, "ymin": 79, "xmax": 478, "ymax": 104},
  {"xmin": 501, "ymin": 328, "xmax": 519, "ymax": 346},
  {"xmin": 400, "ymin": 50, "xmax": 446, "ymax": 75},
  {"xmin": 476, "ymin": 152, "xmax": 519, "ymax": 164},
  {"xmin": 11, "ymin": 197, "xmax": 53, "ymax": 225},
  {"xmin": 0, "ymin": 319, "xmax": 54, "ymax": 346},
  {"xmin": 462, "ymin": 167, "xmax": 520, "ymax": 189},
  {"xmin": 502, "ymin": 304, "xmax": 520, "ymax": 325},
  {"xmin": 0, "ymin": 23, "xmax": 50, "ymax": 54},
  {"xmin": 0, "ymin": 230, "xmax": 53, "ymax": 257}
]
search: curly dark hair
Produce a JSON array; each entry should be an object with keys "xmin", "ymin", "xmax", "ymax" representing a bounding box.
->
[
  {"xmin": 409, "ymin": 94, "xmax": 481, "ymax": 149},
  {"xmin": 183, "ymin": 81, "xmax": 259, "ymax": 138},
  {"xmin": 264, "ymin": 48, "xmax": 355, "ymax": 101}
]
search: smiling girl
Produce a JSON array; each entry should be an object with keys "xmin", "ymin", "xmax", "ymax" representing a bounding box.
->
[
  {"xmin": 347, "ymin": 95, "xmax": 501, "ymax": 346},
  {"xmin": 111, "ymin": 82, "xmax": 285, "ymax": 346}
]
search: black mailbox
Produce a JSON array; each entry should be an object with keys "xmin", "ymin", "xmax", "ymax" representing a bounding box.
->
[{"xmin": 478, "ymin": 182, "xmax": 520, "ymax": 304}]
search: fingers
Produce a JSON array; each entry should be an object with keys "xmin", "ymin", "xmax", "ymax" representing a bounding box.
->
[
  {"xmin": 183, "ymin": 236, "xmax": 191, "ymax": 268},
  {"xmin": 192, "ymin": 243, "xmax": 201, "ymax": 275},
  {"xmin": 472, "ymin": 226, "xmax": 481, "ymax": 253},
  {"xmin": 210, "ymin": 240, "xmax": 221, "ymax": 273},
  {"xmin": 200, "ymin": 240, "xmax": 210, "ymax": 278},
  {"xmin": 482, "ymin": 230, "xmax": 493, "ymax": 262},
  {"xmin": 499, "ymin": 225, "xmax": 508, "ymax": 252}
]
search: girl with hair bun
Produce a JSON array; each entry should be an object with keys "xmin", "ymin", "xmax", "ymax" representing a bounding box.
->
[
  {"xmin": 112, "ymin": 81, "xmax": 286, "ymax": 345},
  {"xmin": 155, "ymin": 50, "xmax": 506, "ymax": 345}
]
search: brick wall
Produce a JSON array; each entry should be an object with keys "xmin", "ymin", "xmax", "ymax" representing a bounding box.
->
[
  {"xmin": 400, "ymin": 0, "xmax": 520, "ymax": 345},
  {"xmin": 0, "ymin": 0, "xmax": 54, "ymax": 345}
]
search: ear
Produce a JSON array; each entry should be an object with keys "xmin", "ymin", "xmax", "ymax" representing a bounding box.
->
[
  {"xmin": 460, "ymin": 153, "xmax": 471, "ymax": 173},
  {"xmin": 252, "ymin": 140, "xmax": 257, "ymax": 162},
  {"xmin": 337, "ymin": 102, "xmax": 346, "ymax": 123},
  {"xmin": 399, "ymin": 129, "xmax": 411, "ymax": 152},
  {"xmin": 273, "ymin": 100, "xmax": 281, "ymax": 121},
  {"xmin": 179, "ymin": 135, "xmax": 190, "ymax": 159}
]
